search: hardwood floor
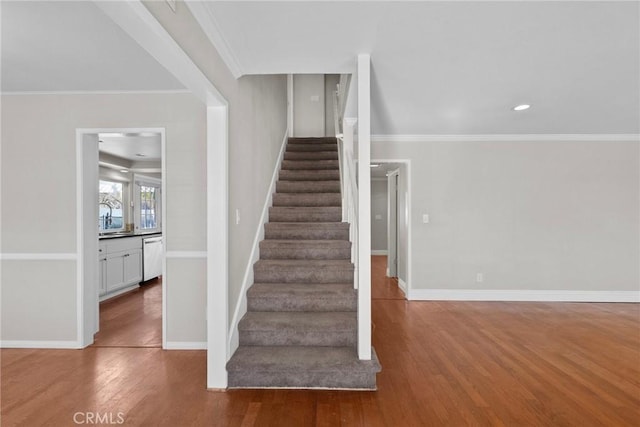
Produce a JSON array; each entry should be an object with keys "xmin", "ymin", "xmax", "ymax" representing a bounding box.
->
[
  {"xmin": 371, "ymin": 255, "xmax": 405, "ymax": 300},
  {"xmin": 2, "ymin": 263, "xmax": 639, "ymax": 426},
  {"xmin": 93, "ymin": 278, "xmax": 162, "ymax": 348}
]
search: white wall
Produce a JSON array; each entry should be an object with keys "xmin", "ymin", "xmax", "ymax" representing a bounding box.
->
[
  {"xmin": 1, "ymin": 92, "xmax": 206, "ymax": 345},
  {"xmin": 372, "ymin": 140, "xmax": 639, "ymax": 298},
  {"xmin": 293, "ymin": 74, "xmax": 325, "ymax": 137},
  {"xmin": 371, "ymin": 180, "xmax": 388, "ymax": 252},
  {"xmin": 324, "ymin": 74, "xmax": 340, "ymax": 136},
  {"xmin": 143, "ymin": 0, "xmax": 288, "ymax": 330}
]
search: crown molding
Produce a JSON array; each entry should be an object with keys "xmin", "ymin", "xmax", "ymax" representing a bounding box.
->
[
  {"xmin": 1, "ymin": 89, "xmax": 191, "ymax": 96},
  {"xmin": 371, "ymin": 134, "xmax": 640, "ymax": 143},
  {"xmin": 184, "ymin": 1, "xmax": 243, "ymax": 79}
]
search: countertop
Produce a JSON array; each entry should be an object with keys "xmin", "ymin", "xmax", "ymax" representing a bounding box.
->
[{"xmin": 99, "ymin": 231, "xmax": 162, "ymax": 241}]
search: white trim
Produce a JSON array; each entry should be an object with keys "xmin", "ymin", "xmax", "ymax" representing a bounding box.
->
[
  {"xmin": 357, "ymin": 54, "xmax": 372, "ymax": 361},
  {"xmin": 165, "ymin": 251, "xmax": 207, "ymax": 259},
  {"xmin": 0, "ymin": 340, "xmax": 80, "ymax": 349},
  {"xmin": 371, "ymin": 250, "xmax": 388, "ymax": 255},
  {"xmin": 1, "ymin": 90, "xmax": 190, "ymax": 96},
  {"xmin": 165, "ymin": 341, "xmax": 207, "ymax": 350},
  {"xmin": 228, "ymin": 129, "xmax": 289, "ymax": 357},
  {"xmin": 0, "ymin": 253, "xmax": 77, "ymax": 261},
  {"xmin": 287, "ymin": 75, "xmax": 294, "ymax": 137},
  {"xmin": 207, "ymin": 105, "xmax": 229, "ymax": 389},
  {"xmin": 184, "ymin": 1, "xmax": 243, "ymax": 79},
  {"xmin": 371, "ymin": 134, "xmax": 640, "ymax": 143},
  {"xmin": 398, "ymin": 278, "xmax": 408, "ymax": 296},
  {"xmin": 407, "ymin": 289, "xmax": 640, "ymax": 302}
]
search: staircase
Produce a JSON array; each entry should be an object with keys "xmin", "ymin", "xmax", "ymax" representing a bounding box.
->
[{"xmin": 226, "ymin": 136, "xmax": 381, "ymax": 389}]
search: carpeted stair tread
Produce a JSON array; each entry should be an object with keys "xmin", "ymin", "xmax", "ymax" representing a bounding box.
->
[
  {"xmin": 284, "ymin": 151, "xmax": 338, "ymax": 161},
  {"xmin": 227, "ymin": 346, "xmax": 380, "ymax": 390},
  {"xmin": 269, "ymin": 207, "xmax": 341, "ymax": 222},
  {"xmin": 276, "ymin": 180, "xmax": 340, "ymax": 193},
  {"xmin": 286, "ymin": 143, "xmax": 338, "ymax": 152},
  {"xmin": 279, "ymin": 169, "xmax": 340, "ymax": 181},
  {"xmin": 272, "ymin": 193, "xmax": 341, "ymax": 207},
  {"xmin": 281, "ymin": 160, "xmax": 339, "ymax": 170},
  {"xmin": 254, "ymin": 259, "xmax": 354, "ymax": 283},
  {"xmin": 238, "ymin": 311, "xmax": 356, "ymax": 346},
  {"xmin": 264, "ymin": 222, "xmax": 349, "ymax": 240},
  {"xmin": 247, "ymin": 283, "xmax": 356, "ymax": 312},
  {"xmin": 260, "ymin": 240, "xmax": 351, "ymax": 260}
]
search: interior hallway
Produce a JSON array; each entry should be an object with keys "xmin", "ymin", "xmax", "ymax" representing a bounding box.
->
[{"xmin": 2, "ymin": 258, "xmax": 639, "ymax": 425}]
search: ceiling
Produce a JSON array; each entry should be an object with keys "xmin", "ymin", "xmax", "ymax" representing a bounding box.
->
[
  {"xmin": 1, "ymin": 1, "xmax": 184, "ymax": 92},
  {"xmin": 202, "ymin": 1, "xmax": 640, "ymax": 135},
  {"xmin": 99, "ymin": 133, "xmax": 161, "ymax": 162}
]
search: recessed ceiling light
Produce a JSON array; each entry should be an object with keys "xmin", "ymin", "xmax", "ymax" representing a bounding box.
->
[
  {"xmin": 120, "ymin": 169, "xmax": 129, "ymax": 173},
  {"xmin": 513, "ymin": 104, "xmax": 531, "ymax": 111},
  {"xmin": 135, "ymin": 153, "xmax": 146, "ymax": 157},
  {"xmin": 370, "ymin": 164, "xmax": 380, "ymax": 168}
]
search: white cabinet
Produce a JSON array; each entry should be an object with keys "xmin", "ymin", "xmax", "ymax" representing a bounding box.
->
[
  {"xmin": 99, "ymin": 242, "xmax": 107, "ymax": 297},
  {"xmin": 99, "ymin": 236, "xmax": 142, "ymax": 300}
]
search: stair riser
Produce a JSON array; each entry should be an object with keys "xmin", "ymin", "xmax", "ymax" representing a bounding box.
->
[
  {"xmin": 254, "ymin": 267, "xmax": 354, "ymax": 283},
  {"xmin": 286, "ymin": 144, "xmax": 337, "ymax": 152},
  {"xmin": 276, "ymin": 181, "xmax": 340, "ymax": 193},
  {"xmin": 264, "ymin": 226, "xmax": 349, "ymax": 240},
  {"xmin": 239, "ymin": 330, "xmax": 356, "ymax": 347},
  {"xmin": 260, "ymin": 246, "xmax": 351, "ymax": 260},
  {"xmin": 272, "ymin": 193, "xmax": 341, "ymax": 207},
  {"xmin": 279, "ymin": 170, "xmax": 340, "ymax": 181},
  {"xmin": 228, "ymin": 371, "xmax": 376, "ymax": 390},
  {"xmin": 284, "ymin": 152, "xmax": 338, "ymax": 161},
  {"xmin": 282, "ymin": 160, "xmax": 339, "ymax": 170},
  {"xmin": 269, "ymin": 208, "xmax": 342, "ymax": 222},
  {"xmin": 248, "ymin": 295, "xmax": 356, "ymax": 312}
]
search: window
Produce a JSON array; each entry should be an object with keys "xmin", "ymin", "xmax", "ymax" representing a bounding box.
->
[
  {"xmin": 99, "ymin": 180, "xmax": 124, "ymax": 232},
  {"xmin": 140, "ymin": 185, "xmax": 158, "ymax": 230},
  {"xmin": 134, "ymin": 175, "xmax": 161, "ymax": 232}
]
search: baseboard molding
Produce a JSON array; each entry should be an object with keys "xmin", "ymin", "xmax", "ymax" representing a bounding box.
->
[
  {"xmin": 0, "ymin": 340, "xmax": 80, "ymax": 349},
  {"xmin": 371, "ymin": 250, "xmax": 388, "ymax": 255},
  {"xmin": 398, "ymin": 278, "xmax": 408, "ymax": 296},
  {"xmin": 228, "ymin": 129, "xmax": 289, "ymax": 358},
  {"xmin": 407, "ymin": 289, "xmax": 640, "ymax": 302},
  {"xmin": 165, "ymin": 341, "xmax": 207, "ymax": 350}
]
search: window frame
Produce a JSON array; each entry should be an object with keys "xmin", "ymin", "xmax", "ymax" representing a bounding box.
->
[
  {"xmin": 98, "ymin": 179, "xmax": 125, "ymax": 233},
  {"xmin": 134, "ymin": 174, "xmax": 162, "ymax": 234}
]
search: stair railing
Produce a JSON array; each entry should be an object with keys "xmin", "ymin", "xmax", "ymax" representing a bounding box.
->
[{"xmin": 335, "ymin": 55, "xmax": 372, "ymax": 361}]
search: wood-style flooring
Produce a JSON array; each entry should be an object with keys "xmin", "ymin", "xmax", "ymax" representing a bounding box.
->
[
  {"xmin": 92, "ymin": 278, "xmax": 162, "ymax": 348},
  {"xmin": 2, "ymin": 257, "xmax": 639, "ymax": 426}
]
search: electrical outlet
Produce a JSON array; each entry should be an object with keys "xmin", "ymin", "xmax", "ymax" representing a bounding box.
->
[
  {"xmin": 476, "ymin": 273, "xmax": 484, "ymax": 283},
  {"xmin": 423, "ymin": 214, "xmax": 429, "ymax": 223}
]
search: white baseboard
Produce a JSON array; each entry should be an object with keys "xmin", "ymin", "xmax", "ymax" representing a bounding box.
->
[
  {"xmin": 164, "ymin": 341, "xmax": 207, "ymax": 350},
  {"xmin": 99, "ymin": 283, "xmax": 140, "ymax": 302},
  {"xmin": 0, "ymin": 340, "xmax": 80, "ymax": 349},
  {"xmin": 398, "ymin": 278, "xmax": 408, "ymax": 296},
  {"xmin": 407, "ymin": 289, "xmax": 640, "ymax": 303},
  {"xmin": 371, "ymin": 250, "xmax": 388, "ymax": 256},
  {"xmin": 227, "ymin": 129, "xmax": 289, "ymax": 358}
]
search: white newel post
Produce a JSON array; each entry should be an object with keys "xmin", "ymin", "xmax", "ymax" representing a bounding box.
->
[{"xmin": 357, "ymin": 54, "xmax": 372, "ymax": 360}]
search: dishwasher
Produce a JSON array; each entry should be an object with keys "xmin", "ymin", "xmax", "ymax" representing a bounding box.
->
[{"xmin": 143, "ymin": 236, "xmax": 163, "ymax": 281}]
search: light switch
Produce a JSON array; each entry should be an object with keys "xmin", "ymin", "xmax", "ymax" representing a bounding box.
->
[
  {"xmin": 235, "ymin": 209, "xmax": 240, "ymax": 225},
  {"xmin": 422, "ymin": 214, "xmax": 429, "ymax": 223},
  {"xmin": 375, "ymin": 214, "xmax": 382, "ymax": 220},
  {"xmin": 310, "ymin": 95, "xmax": 320, "ymax": 102}
]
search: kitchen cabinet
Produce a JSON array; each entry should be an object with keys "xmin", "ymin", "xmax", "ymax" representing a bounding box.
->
[{"xmin": 99, "ymin": 236, "xmax": 142, "ymax": 300}]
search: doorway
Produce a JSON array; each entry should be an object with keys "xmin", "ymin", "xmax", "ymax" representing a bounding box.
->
[
  {"xmin": 370, "ymin": 160, "xmax": 411, "ymax": 299},
  {"xmin": 76, "ymin": 128, "xmax": 166, "ymax": 348}
]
